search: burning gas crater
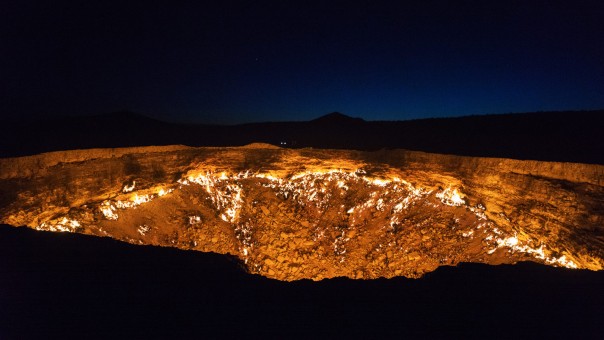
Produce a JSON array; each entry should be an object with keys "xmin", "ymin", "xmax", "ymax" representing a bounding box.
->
[
  {"xmin": 40, "ymin": 168, "xmax": 581, "ymax": 273},
  {"xmin": 2, "ymin": 144, "xmax": 600, "ymax": 280}
]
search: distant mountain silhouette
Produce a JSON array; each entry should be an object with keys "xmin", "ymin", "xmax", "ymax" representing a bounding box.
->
[
  {"xmin": 310, "ymin": 112, "xmax": 365, "ymax": 124},
  {"xmin": 2, "ymin": 110, "xmax": 603, "ymax": 164}
]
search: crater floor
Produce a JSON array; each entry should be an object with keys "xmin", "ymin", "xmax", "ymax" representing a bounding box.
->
[{"xmin": 1, "ymin": 144, "xmax": 602, "ymax": 280}]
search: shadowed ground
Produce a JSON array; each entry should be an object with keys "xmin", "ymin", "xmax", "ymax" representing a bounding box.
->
[{"xmin": 1, "ymin": 225, "xmax": 602, "ymax": 338}]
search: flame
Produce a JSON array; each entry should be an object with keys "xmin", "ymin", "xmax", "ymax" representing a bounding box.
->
[
  {"xmin": 36, "ymin": 217, "xmax": 81, "ymax": 232},
  {"xmin": 100, "ymin": 202, "xmax": 119, "ymax": 220},
  {"xmin": 122, "ymin": 181, "xmax": 136, "ymax": 193},
  {"xmin": 487, "ymin": 233, "xmax": 579, "ymax": 269},
  {"xmin": 132, "ymin": 194, "xmax": 152, "ymax": 205},
  {"xmin": 436, "ymin": 187, "xmax": 465, "ymax": 206}
]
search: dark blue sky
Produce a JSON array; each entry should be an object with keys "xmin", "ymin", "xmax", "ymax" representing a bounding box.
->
[{"xmin": 2, "ymin": 1, "xmax": 603, "ymax": 124}]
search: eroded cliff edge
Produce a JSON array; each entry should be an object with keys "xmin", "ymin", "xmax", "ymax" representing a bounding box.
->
[{"xmin": 1, "ymin": 144, "xmax": 602, "ymax": 280}]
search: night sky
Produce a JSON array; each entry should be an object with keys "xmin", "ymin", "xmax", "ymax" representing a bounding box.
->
[{"xmin": 2, "ymin": 1, "xmax": 603, "ymax": 124}]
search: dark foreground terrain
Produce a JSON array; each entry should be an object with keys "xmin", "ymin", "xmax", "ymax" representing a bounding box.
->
[{"xmin": 1, "ymin": 224, "xmax": 602, "ymax": 338}]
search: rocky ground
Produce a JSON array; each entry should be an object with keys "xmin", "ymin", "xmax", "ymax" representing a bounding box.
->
[{"xmin": 1, "ymin": 143, "xmax": 602, "ymax": 280}]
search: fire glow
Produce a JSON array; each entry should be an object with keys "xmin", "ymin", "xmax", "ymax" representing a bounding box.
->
[
  {"xmin": 30, "ymin": 166, "xmax": 594, "ymax": 273},
  {"xmin": 87, "ymin": 168, "xmax": 586, "ymax": 270}
]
